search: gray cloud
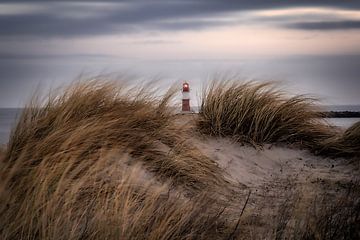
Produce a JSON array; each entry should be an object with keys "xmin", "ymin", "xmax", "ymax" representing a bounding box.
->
[
  {"xmin": 0, "ymin": 53, "xmax": 120, "ymax": 60},
  {"xmin": 286, "ymin": 20, "xmax": 360, "ymax": 30},
  {"xmin": 0, "ymin": 0, "xmax": 359, "ymax": 38},
  {"xmin": 0, "ymin": 0, "xmax": 359, "ymax": 9}
]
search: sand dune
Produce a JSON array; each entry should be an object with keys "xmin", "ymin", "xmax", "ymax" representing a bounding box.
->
[{"xmin": 1, "ymin": 79, "xmax": 359, "ymax": 240}]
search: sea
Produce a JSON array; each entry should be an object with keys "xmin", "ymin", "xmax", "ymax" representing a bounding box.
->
[{"xmin": 1, "ymin": 106, "xmax": 359, "ymax": 145}]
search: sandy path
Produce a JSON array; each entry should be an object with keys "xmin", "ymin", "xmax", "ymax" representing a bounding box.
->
[{"xmin": 192, "ymin": 136, "xmax": 358, "ymax": 188}]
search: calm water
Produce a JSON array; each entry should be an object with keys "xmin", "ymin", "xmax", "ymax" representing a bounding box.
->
[
  {"xmin": 0, "ymin": 107, "xmax": 359, "ymax": 144},
  {"xmin": 325, "ymin": 118, "xmax": 360, "ymax": 128}
]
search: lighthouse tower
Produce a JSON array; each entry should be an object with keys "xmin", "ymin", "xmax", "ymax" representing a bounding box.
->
[{"xmin": 182, "ymin": 82, "xmax": 190, "ymax": 112}]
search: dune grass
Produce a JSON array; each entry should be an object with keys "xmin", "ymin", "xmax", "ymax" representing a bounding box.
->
[
  {"xmin": 263, "ymin": 182, "xmax": 360, "ymax": 240},
  {"xmin": 0, "ymin": 77, "xmax": 358, "ymax": 239},
  {"xmin": 197, "ymin": 80, "xmax": 360, "ymax": 158},
  {"xmin": 0, "ymin": 78, "xmax": 242, "ymax": 240},
  {"xmin": 341, "ymin": 121, "xmax": 360, "ymax": 153},
  {"xmin": 4, "ymin": 79, "xmax": 228, "ymax": 193},
  {"xmin": 318, "ymin": 121, "xmax": 360, "ymax": 157},
  {"xmin": 1, "ymin": 153, "xmax": 236, "ymax": 240},
  {"xmin": 297, "ymin": 183, "xmax": 360, "ymax": 240}
]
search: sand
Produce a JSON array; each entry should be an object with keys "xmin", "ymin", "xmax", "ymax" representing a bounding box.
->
[
  {"xmin": 175, "ymin": 114, "xmax": 359, "ymax": 190},
  {"xmin": 173, "ymin": 113, "xmax": 360, "ymax": 236},
  {"xmin": 193, "ymin": 137, "xmax": 358, "ymax": 188}
]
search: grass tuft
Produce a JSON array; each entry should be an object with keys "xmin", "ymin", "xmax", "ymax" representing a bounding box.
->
[
  {"xmin": 318, "ymin": 121, "xmax": 360, "ymax": 157},
  {"xmin": 197, "ymin": 80, "xmax": 334, "ymax": 149}
]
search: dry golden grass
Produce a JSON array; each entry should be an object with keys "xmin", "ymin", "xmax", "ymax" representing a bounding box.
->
[
  {"xmin": 1, "ymin": 76, "xmax": 358, "ymax": 239},
  {"xmin": 197, "ymin": 80, "xmax": 334, "ymax": 150},
  {"xmin": 297, "ymin": 183, "xmax": 360, "ymax": 240},
  {"xmin": 1, "ymin": 153, "xmax": 236, "ymax": 240},
  {"xmin": 197, "ymin": 79, "xmax": 360, "ymax": 158},
  {"xmin": 318, "ymin": 121, "xmax": 360, "ymax": 157},
  {"xmin": 342, "ymin": 121, "xmax": 360, "ymax": 151},
  {"xmin": 5, "ymin": 79, "xmax": 228, "ymax": 193},
  {"xmin": 0, "ymin": 78, "xmax": 242, "ymax": 240}
]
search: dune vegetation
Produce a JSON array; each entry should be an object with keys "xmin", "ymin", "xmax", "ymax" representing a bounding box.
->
[
  {"xmin": 341, "ymin": 121, "xmax": 360, "ymax": 153},
  {"xmin": 0, "ymin": 78, "xmax": 244, "ymax": 240},
  {"xmin": 0, "ymin": 76, "xmax": 359, "ymax": 240},
  {"xmin": 319, "ymin": 121, "xmax": 360, "ymax": 157},
  {"xmin": 197, "ymin": 80, "xmax": 360, "ymax": 157}
]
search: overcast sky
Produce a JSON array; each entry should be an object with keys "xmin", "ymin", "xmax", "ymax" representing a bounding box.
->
[{"xmin": 0, "ymin": 0, "xmax": 360, "ymax": 107}]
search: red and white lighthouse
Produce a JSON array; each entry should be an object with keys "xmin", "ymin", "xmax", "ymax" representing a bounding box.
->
[{"xmin": 182, "ymin": 82, "xmax": 190, "ymax": 112}]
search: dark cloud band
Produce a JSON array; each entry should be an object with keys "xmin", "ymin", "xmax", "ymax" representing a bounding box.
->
[
  {"xmin": 0, "ymin": 0, "xmax": 360, "ymax": 38},
  {"xmin": 287, "ymin": 21, "xmax": 360, "ymax": 30}
]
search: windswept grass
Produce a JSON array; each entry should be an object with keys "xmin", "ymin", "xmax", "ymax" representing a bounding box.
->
[
  {"xmin": 4, "ymin": 79, "xmax": 228, "ymax": 193},
  {"xmin": 318, "ymin": 121, "xmax": 360, "ymax": 157},
  {"xmin": 197, "ymin": 80, "xmax": 334, "ymax": 149},
  {"xmin": 0, "ymin": 78, "xmax": 241, "ymax": 240},
  {"xmin": 1, "ymin": 151, "xmax": 238, "ymax": 240},
  {"xmin": 297, "ymin": 183, "xmax": 360, "ymax": 240},
  {"xmin": 341, "ymin": 121, "xmax": 360, "ymax": 153},
  {"xmin": 0, "ymin": 76, "xmax": 358, "ymax": 239}
]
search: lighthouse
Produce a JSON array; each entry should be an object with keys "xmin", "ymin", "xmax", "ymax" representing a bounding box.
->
[{"xmin": 182, "ymin": 82, "xmax": 190, "ymax": 112}]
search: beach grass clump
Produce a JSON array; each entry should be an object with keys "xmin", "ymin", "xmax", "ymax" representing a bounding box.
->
[
  {"xmin": 341, "ymin": 121, "xmax": 360, "ymax": 153},
  {"xmin": 291, "ymin": 183, "xmax": 360, "ymax": 240},
  {"xmin": 319, "ymin": 121, "xmax": 360, "ymax": 157},
  {"xmin": 0, "ymin": 77, "xmax": 238, "ymax": 240},
  {"xmin": 0, "ymin": 152, "xmax": 235, "ymax": 240},
  {"xmin": 197, "ymin": 80, "xmax": 333, "ymax": 148},
  {"xmin": 5, "ymin": 78, "xmax": 227, "ymax": 192}
]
